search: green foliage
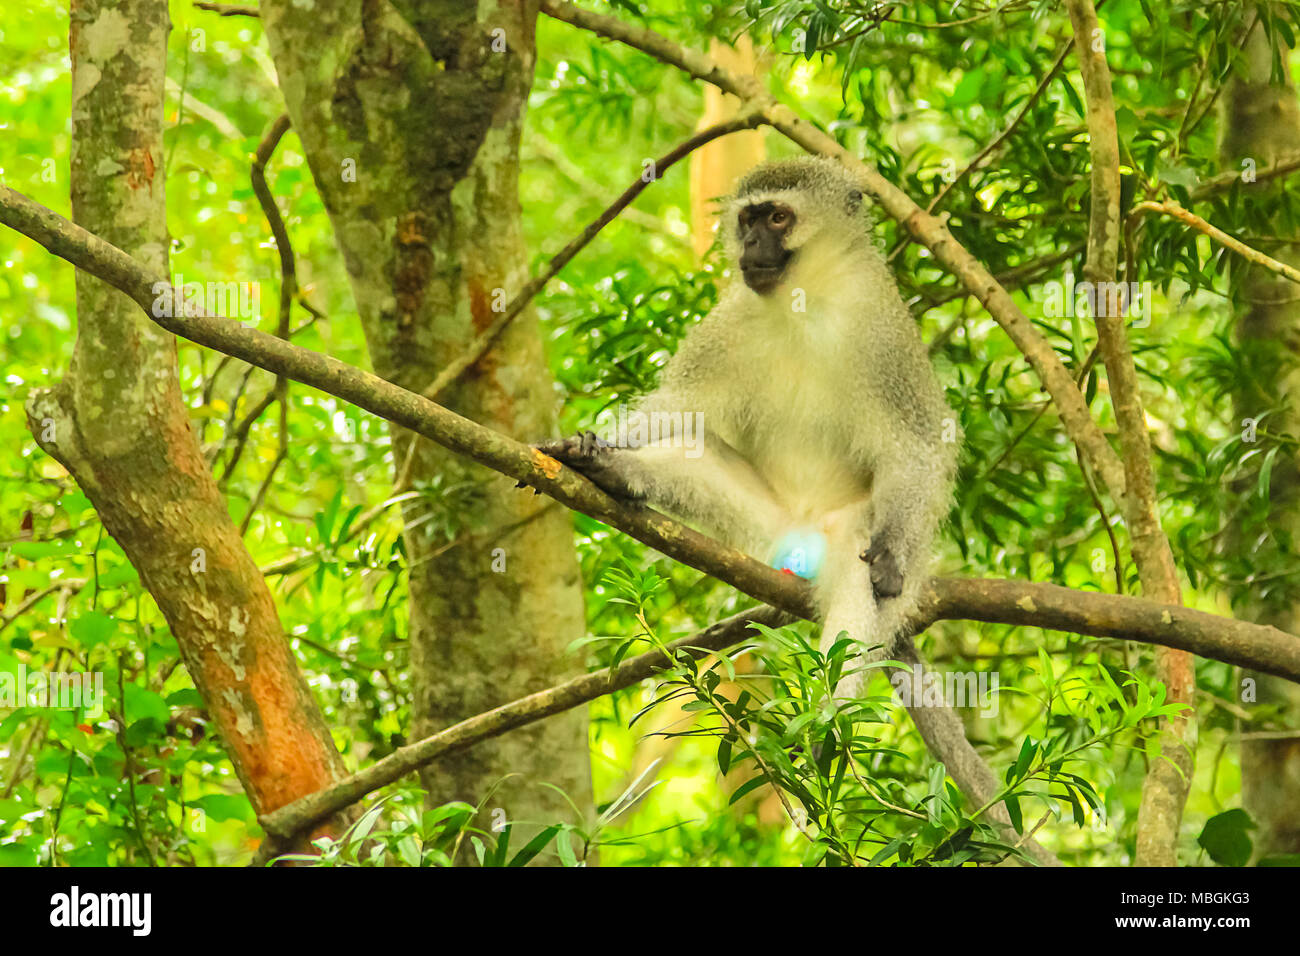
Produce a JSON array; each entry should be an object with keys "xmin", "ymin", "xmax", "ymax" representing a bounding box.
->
[
  {"xmin": 581, "ymin": 566, "xmax": 1185, "ymax": 866},
  {"xmin": 3, "ymin": 0, "xmax": 1297, "ymax": 867},
  {"xmin": 277, "ymin": 768, "xmax": 683, "ymax": 867}
]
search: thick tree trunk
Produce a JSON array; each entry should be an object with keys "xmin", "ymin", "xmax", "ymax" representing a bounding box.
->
[
  {"xmin": 260, "ymin": 0, "xmax": 591, "ymax": 841},
  {"xmin": 1219, "ymin": 14, "xmax": 1300, "ymax": 860},
  {"xmin": 26, "ymin": 0, "xmax": 347, "ymax": 836}
]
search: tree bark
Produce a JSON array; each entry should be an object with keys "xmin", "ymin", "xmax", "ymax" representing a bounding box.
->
[
  {"xmin": 258, "ymin": 0, "xmax": 591, "ymax": 841},
  {"xmin": 1219, "ymin": 11, "xmax": 1300, "ymax": 861},
  {"xmin": 26, "ymin": 0, "xmax": 347, "ymax": 837}
]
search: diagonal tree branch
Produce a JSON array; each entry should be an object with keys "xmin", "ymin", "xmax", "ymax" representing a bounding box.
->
[{"xmin": 1, "ymin": 184, "xmax": 812, "ymax": 615}]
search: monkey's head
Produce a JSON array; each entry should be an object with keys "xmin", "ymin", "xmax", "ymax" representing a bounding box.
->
[{"xmin": 727, "ymin": 157, "xmax": 870, "ymax": 296}]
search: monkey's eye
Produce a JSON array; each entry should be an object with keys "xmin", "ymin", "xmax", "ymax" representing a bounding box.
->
[{"xmin": 770, "ymin": 210, "xmax": 789, "ymax": 227}]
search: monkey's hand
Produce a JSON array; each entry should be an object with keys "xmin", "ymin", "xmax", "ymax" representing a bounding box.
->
[
  {"xmin": 860, "ymin": 537, "xmax": 903, "ymax": 601},
  {"xmin": 533, "ymin": 431, "xmax": 646, "ymax": 501}
]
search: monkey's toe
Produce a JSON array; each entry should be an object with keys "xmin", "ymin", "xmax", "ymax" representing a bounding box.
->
[
  {"xmin": 534, "ymin": 430, "xmax": 612, "ymax": 468},
  {"xmin": 871, "ymin": 565, "xmax": 904, "ymax": 600},
  {"xmin": 860, "ymin": 544, "xmax": 904, "ymax": 600}
]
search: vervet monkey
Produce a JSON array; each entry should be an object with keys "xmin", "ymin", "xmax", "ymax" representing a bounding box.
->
[{"xmin": 538, "ymin": 157, "xmax": 959, "ymax": 695}]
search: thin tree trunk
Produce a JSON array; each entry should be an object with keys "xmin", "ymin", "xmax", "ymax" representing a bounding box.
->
[
  {"xmin": 259, "ymin": 0, "xmax": 591, "ymax": 844},
  {"xmin": 26, "ymin": 0, "xmax": 347, "ymax": 839},
  {"xmin": 1219, "ymin": 12, "xmax": 1300, "ymax": 861},
  {"xmin": 1066, "ymin": 0, "xmax": 1191, "ymax": 865}
]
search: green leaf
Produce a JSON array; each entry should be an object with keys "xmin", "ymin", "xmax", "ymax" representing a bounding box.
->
[
  {"xmin": 9, "ymin": 541, "xmax": 69, "ymax": 560},
  {"xmin": 348, "ymin": 801, "xmax": 389, "ymax": 846},
  {"xmin": 69, "ymin": 611, "xmax": 116, "ymax": 649},
  {"xmin": 1012, "ymin": 737, "xmax": 1037, "ymax": 782},
  {"xmin": 123, "ymin": 685, "xmax": 170, "ymax": 725},
  {"xmin": 1197, "ymin": 809, "xmax": 1255, "ymax": 867},
  {"xmin": 948, "ymin": 69, "xmax": 985, "ymax": 107},
  {"xmin": 1063, "ymin": 784, "xmax": 1085, "ymax": 827},
  {"xmin": 1004, "ymin": 795, "xmax": 1023, "ymax": 834},
  {"xmin": 717, "ymin": 736, "xmax": 733, "ymax": 775},
  {"xmin": 1258, "ymin": 446, "xmax": 1279, "ymax": 499},
  {"xmin": 1037, "ymin": 648, "xmax": 1055, "ymax": 695},
  {"xmin": 555, "ymin": 829, "xmax": 578, "ymax": 867},
  {"xmin": 489, "ymin": 825, "xmax": 512, "ymax": 867},
  {"xmin": 507, "ymin": 825, "xmax": 561, "ymax": 867},
  {"xmin": 728, "ymin": 775, "xmax": 768, "ymax": 805},
  {"xmin": 422, "ymin": 802, "xmax": 475, "ymax": 835},
  {"xmin": 396, "ymin": 835, "xmax": 421, "ymax": 867},
  {"xmin": 869, "ymin": 836, "xmax": 904, "ymax": 866},
  {"xmin": 192, "ymin": 793, "xmax": 254, "ymax": 823},
  {"xmin": 1059, "ymin": 76, "xmax": 1086, "ymax": 117},
  {"xmin": 0, "ymin": 843, "xmax": 38, "ymax": 866},
  {"xmin": 165, "ymin": 689, "xmax": 205, "ymax": 708}
]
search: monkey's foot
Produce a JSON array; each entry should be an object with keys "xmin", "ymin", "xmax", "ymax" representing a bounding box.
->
[
  {"xmin": 532, "ymin": 431, "xmax": 642, "ymax": 499},
  {"xmin": 859, "ymin": 541, "xmax": 903, "ymax": 600},
  {"xmin": 534, "ymin": 430, "xmax": 612, "ymax": 466}
]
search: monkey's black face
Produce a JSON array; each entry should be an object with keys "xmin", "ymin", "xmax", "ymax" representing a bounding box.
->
[{"xmin": 738, "ymin": 202, "xmax": 795, "ymax": 294}]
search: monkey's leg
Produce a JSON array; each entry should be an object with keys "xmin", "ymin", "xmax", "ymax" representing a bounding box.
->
[
  {"xmin": 536, "ymin": 431, "xmax": 793, "ymax": 555},
  {"xmin": 816, "ymin": 503, "xmax": 882, "ymax": 699}
]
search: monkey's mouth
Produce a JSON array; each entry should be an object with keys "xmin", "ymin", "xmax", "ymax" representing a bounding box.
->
[{"xmin": 741, "ymin": 263, "xmax": 786, "ymax": 294}]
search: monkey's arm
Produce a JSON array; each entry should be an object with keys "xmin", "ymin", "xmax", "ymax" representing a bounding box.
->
[
  {"xmin": 860, "ymin": 440, "xmax": 955, "ymax": 600},
  {"xmin": 535, "ymin": 430, "xmax": 791, "ymax": 556}
]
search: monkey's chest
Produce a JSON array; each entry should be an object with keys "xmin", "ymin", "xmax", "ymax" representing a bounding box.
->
[
  {"xmin": 754, "ymin": 437, "xmax": 872, "ymax": 521},
  {"xmin": 728, "ymin": 353, "xmax": 873, "ymax": 520}
]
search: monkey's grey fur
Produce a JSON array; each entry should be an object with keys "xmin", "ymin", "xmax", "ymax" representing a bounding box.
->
[{"xmin": 541, "ymin": 157, "xmax": 959, "ymax": 695}]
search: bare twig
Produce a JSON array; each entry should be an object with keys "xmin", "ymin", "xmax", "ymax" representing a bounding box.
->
[
  {"xmin": 927, "ymin": 39, "xmax": 1074, "ymax": 214},
  {"xmin": 1130, "ymin": 199, "xmax": 1300, "ymax": 285},
  {"xmin": 217, "ymin": 381, "xmax": 275, "ymax": 481},
  {"xmin": 232, "ymin": 114, "xmax": 298, "ymax": 524},
  {"xmin": 0, "ymin": 578, "xmax": 86, "ymax": 638},
  {"xmin": 193, "ymin": 2, "xmax": 259, "ymax": 15},
  {"xmin": 1190, "ymin": 151, "xmax": 1300, "ymax": 199},
  {"xmin": 239, "ymin": 391, "xmax": 288, "ymax": 535}
]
